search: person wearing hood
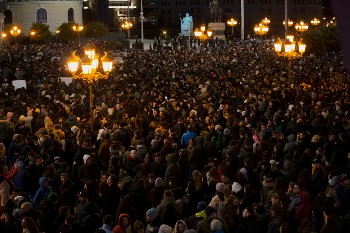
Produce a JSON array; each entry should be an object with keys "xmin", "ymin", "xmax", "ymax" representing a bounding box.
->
[
  {"xmin": 173, "ymin": 220, "xmax": 188, "ymax": 233},
  {"xmin": 113, "ymin": 213, "xmax": 131, "ymax": 233},
  {"xmin": 32, "ymin": 176, "xmax": 52, "ymax": 208},
  {"xmin": 196, "ymin": 206, "xmax": 217, "ymax": 233},
  {"xmin": 284, "ymin": 134, "xmax": 296, "ymax": 159},
  {"xmin": 164, "ymin": 153, "xmax": 181, "ymax": 186},
  {"xmin": 145, "ymin": 207, "xmax": 161, "ymax": 233}
]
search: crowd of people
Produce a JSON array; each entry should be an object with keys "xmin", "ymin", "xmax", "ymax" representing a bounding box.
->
[{"xmin": 0, "ymin": 37, "xmax": 349, "ymax": 233}]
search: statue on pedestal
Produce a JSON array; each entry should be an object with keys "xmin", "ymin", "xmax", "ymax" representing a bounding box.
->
[
  {"xmin": 209, "ymin": 0, "xmax": 222, "ymax": 22},
  {"xmin": 180, "ymin": 13, "xmax": 193, "ymax": 36}
]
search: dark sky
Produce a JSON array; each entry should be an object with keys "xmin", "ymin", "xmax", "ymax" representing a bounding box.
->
[{"xmin": 332, "ymin": 1, "xmax": 350, "ymax": 69}]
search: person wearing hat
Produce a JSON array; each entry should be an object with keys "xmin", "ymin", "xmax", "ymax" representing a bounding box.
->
[
  {"xmin": 145, "ymin": 208, "xmax": 160, "ymax": 233},
  {"xmin": 126, "ymin": 220, "xmax": 144, "ymax": 233},
  {"xmin": 195, "ymin": 206, "xmax": 217, "ymax": 233},
  {"xmin": 187, "ymin": 201, "xmax": 207, "ymax": 229},
  {"xmin": 208, "ymin": 183, "xmax": 225, "ymax": 219}
]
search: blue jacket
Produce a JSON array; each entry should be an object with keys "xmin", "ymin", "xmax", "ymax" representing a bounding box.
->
[
  {"xmin": 181, "ymin": 130, "xmax": 197, "ymax": 147},
  {"xmin": 32, "ymin": 176, "xmax": 52, "ymax": 208}
]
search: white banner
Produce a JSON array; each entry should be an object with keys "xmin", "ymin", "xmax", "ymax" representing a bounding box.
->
[
  {"xmin": 60, "ymin": 77, "xmax": 73, "ymax": 85},
  {"xmin": 12, "ymin": 80, "xmax": 27, "ymax": 90}
]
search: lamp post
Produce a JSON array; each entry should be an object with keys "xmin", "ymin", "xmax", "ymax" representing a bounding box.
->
[
  {"xmin": 227, "ymin": 18, "xmax": 238, "ymax": 36},
  {"xmin": 140, "ymin": 0, "xmax": 144, "ymax": 43},
  {"xmin": 121, "ymin": 21, "xmax": 133, "ymax": 39},
  {"xmin": 73, "ymin": 24, "xmax": 83, "ymax": 44},
  {"xmin": 67, "ymin": 44, "xmax": 113, "ymax": 130},
  {"xmin": 273, "ymin": 37, "xmax": 306, "ymax": 79},
  {"xmin": 10, "ymin": 25, "xmax": 21, "ymax": 44}
]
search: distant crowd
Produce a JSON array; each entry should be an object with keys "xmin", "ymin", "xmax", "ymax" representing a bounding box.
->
[{"xmin": 0, "ymin": 37, "xmax": 349, "ymax": 233}]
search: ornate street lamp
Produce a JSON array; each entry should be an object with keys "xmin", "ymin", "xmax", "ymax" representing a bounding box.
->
[
  {"xmin": 67, "ymin": 44, "xmax": 113, "ymax": 130},
  {"xmin": 121, "ymin": 21, "xmax": 133, "ymax": 39},
  {"xmin": 73, "ymin": 24, "xmax": 83, "ymax": 44},
  {"xmin": 262, "ymin": 17, "xmax": 271, "ymax": 25},
  {"xmin": 194, "ymin": 25, "xmax": 212, "ymax": 42},
  {"xmin": 310, "ymin": 18, "xmax": 320, "ymax": 26},
  {"xmin": 254, "ymin": 23, "xmax": 269, "ymax": 36},
  {"xmin": 283, "ymin": 20, "xmax": 294, "ymax": 27},
  {"xmin": 227, "ymin": 18, "xmax": 238, "ymax": 35},
  {"xmin": 273, "ymin": 37, "xmax": 306, "ymax": 79},
  {"xmin": 295, "ymin": 21, "xmax": 309, "ymax": 32},
  {"xmin": 10, "ymin": 25, "xmax": 21, "ymax": 44}
]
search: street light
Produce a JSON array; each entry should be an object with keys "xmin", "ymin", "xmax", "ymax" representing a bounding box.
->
[
  {"xmin": 227, "ymin": 18, "xmax": 238, "ymax": 35},
  {"xmin": 273, "ymin": 37, "xmax": 306, "ymax": 79},
  {"xmin": 121, "ymin": 21, "xmax": 133, "ymax": 39},
  {"xmin": 10, "ymin": 25, "xmax": 21, "ymax": 44},
  {"xmin": 262, "ymin": 17, "xmax": 271, "ymax": 25},
  {"xmin": 254, "ymin": 23, "xmax": 269, "ymax": 36},
  {"xmin": 194, "ymin": 25, "xmax": 212, "ymax": 43},
  {"xmin": 283, "ymin": 20, "xmax": 294, "ymax": 27},
  {"xmin": 67, "ymin": 44, "xmax": 113, "ymax": 130},
  {"xmin": 72, "ymin": 24, "xmax": 83, "ymax": 44},
  {"xmin": 310, "ymin": 18, "xmax": 320, "ymax": 26},
  {"xmin": 295, "ymin": 21, "xmax": 309, "ymax": 32}
]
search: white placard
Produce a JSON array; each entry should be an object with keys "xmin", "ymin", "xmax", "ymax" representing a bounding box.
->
[
  {"xmin": 60, "ymin": 77, "xmax": 73, "ymax": 85},
  {"xmin": 12, "ymin": 80, "xmax": 27, "ymax": 90}
]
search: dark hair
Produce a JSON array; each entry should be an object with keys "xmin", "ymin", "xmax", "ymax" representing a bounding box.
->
[{"xmin": 103, "ymin": 215, "xmax": 114, "ymax": 225}]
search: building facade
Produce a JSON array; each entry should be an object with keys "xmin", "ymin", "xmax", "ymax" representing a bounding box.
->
[{"xmin": 0, "ymin": 0, "xmax": 83, "ymax": 35}]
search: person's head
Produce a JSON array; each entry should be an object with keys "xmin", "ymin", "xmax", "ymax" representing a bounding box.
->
[
  {"xmin": 293, "ymin": 183, "xmax": 302, "ymax": 195},
  {"xmin": 60, "ymin": 172, "xmax": 70, "ymax": 184},
  {"xmin": 271, "ymin": 192, "xmax": 280, "ymax": 206},
  {"xmin": 145, "ymin": 208, "xmax": 158, "ymax": 223},
  {"xmin": 242, "ymin": 207, "xmax": 254, "ymax": 218},
  {"xmin": 107, "ymin": 174, "xmax": 117, "ymax": 186},
  {"xmin": 22, "ymin": 216, "xmax": 39, "ymax": 232},
  {"xmin": 21, "ymin": 202, "xmax": 31, "ymax": 213},
  {"xmin": 175, "ymin": 220, "xmax": 188, "ymax": 233},
  {"xmin": 119, "ymin": 214, "xmax": 129, "ymax": 227},
  {"xmin": 83, "ymin": 154, "xmax": 92, "ymax": 164},
  {"xmin": 134, "ymin": 220, "xmax": 145, "ymax": 233},
  {"xmin": 210, "ymin": 219, "xmax": 222, "ymax": 232},
  {"xmin": 325, "ymin": 185, "xmax": 336, "ymax": 197},
  {"xmin": 129, "ymin": 150, "xmax": 137, "ymax": 159},
  {"xmin": 154, "ymin": 153, "xmax": 162, "ymax": 163}
]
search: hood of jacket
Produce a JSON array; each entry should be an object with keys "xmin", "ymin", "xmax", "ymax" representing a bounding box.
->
[
  {"xmin": 118, "ymin": 213, "xmax": 131, "ymax": 226},
  {"xmin": 287, "ymin": 134, "xmax": 295, "ymax": 142},
  {"xmin": 39, "ymin": 176, "xmax": 48, "ymax": 188}
]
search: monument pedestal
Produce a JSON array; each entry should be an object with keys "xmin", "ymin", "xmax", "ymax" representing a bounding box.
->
[{"xmin": 208, "ymin": 22, "xmax": 225, "ymax": 39}]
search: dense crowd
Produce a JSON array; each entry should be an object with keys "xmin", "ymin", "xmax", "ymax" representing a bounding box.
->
[{"xmin": 0, "ymin": 37, "xmax": 349, "ymax": 233}]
